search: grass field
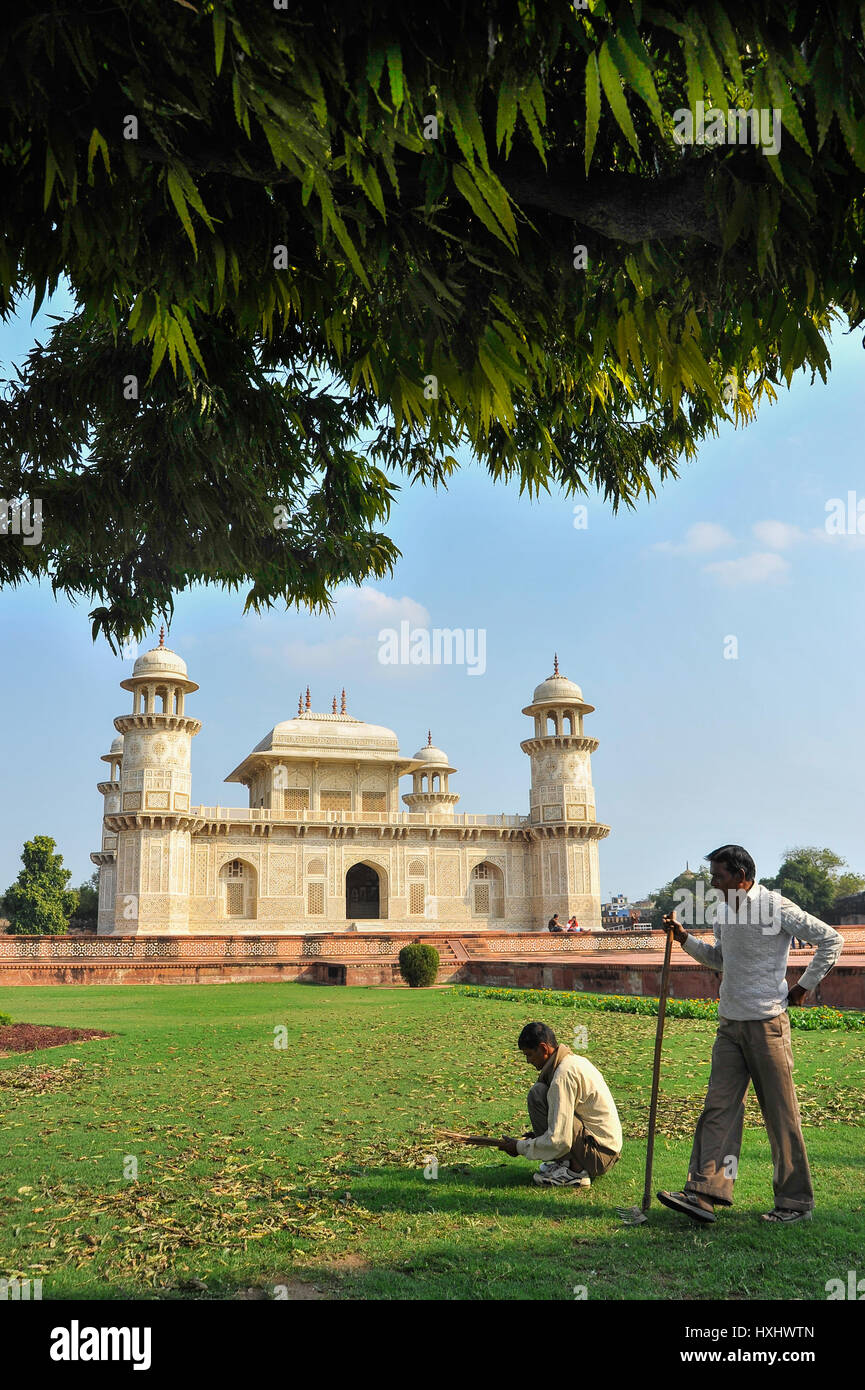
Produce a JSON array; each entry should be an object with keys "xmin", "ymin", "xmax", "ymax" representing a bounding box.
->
[{"xmin": 0, "ymin": 981, "xmax": 863, "ymax": 1301}]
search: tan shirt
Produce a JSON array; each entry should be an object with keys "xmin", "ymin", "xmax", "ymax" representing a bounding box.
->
[{"xmin": 517, "ymin": 1053, "xmax": 622, "ymax": 1160}]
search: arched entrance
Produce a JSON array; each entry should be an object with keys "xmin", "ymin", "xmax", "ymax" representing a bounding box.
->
[{"xmin": 346, "ymin": 863, "xmax": 382, "ymax": 919}]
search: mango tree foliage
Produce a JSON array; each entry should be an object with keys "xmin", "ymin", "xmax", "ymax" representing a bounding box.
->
[{"xmin": 1, "ymin": 1, "xmax": 864, "ymax": 643}]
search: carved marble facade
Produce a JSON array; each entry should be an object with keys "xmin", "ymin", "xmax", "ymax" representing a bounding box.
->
[{"xmin": 92, "ymin": 642, "xmax": 609, "ymax": 934}]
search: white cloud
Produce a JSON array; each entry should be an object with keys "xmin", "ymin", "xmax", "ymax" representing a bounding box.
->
[
  {"xmin": 655, "ymin": 522, "xmax": 735, "ymax": 555},
  {"xmin": 339, "ymin": 586, "xmax": 430, "ymax": 628},
  {"xmin": 702, "ymin": 552, "xmax": 790, "ymax": 586},
  {"xmin": 250, "ymin": 587, "xmax": 432, "ymax": 677},
  {"xmin": 751, "ymin": 520, "xmax": 804, "ymax": 550}
]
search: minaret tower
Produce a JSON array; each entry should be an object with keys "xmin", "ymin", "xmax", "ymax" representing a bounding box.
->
[
  {"xmin": 521, "ymin": 655, "xmax": 609, "ymax": 928},
  {"xmin": 90, "ymin": 734, "xmax": 124, "ymax": 933},
  {"xmin": 402, "ymin": 731, "xmax": 459, "ymax": 819},
  {"xmin": 102, "ymin": 628, "xmax": 202, "ymax": 933}
]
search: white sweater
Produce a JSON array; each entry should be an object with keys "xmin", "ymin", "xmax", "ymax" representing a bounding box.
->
[
  {"xmin": 680, "ymin": 882, "xmax": 844, "ymax": 1020},
  {"xmin": 516, "ymin": 1053, "xmax": 622, "ymax": 1160}
]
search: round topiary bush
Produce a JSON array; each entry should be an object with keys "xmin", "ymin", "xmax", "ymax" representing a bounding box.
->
[{"xmin": 398, "ymin": 942, "xmax": 440, "ymax": 988}]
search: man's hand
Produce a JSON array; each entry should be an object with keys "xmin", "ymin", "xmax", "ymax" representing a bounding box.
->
[
  {"xmin": 787, "ymin": 983, "xmax": 807, "ymax": 1007},
  {"xmin": 498, "ymin": 1137, "xmax": 520, "ymax": 1157},
  {"xmin": 662, "ymin": 910, "xmax": 689, "ymax": 945}
]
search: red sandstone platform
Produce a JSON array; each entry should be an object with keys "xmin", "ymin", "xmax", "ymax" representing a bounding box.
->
[{"xmin": 0, "ymin": 928, "xmax": 862, "ymax": 1007}]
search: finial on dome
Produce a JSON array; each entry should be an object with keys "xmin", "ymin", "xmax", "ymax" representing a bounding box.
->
[
  {"xmin": 341, "ymin": 688, "xmax": 346, "ymax": 715},
  {"xmin": 428, "ymin": 729, "xmax": 432, "ymax": 746},
  {"xmin": 159, "ymin": 624, "xmax": 165, "ymax": 649},
  {"xmin": 305, "ymin": 686, "xmax": 311, "ymax": 711},
  {"xmin": 297, "ymin": 692, "xmax": 303, "ymax": 716},
  {"xmin": 332, "ymin": 695, "xmax": 337, "ymax": 714},
  {"xmin": 553, "ymin": 652, "xmax": 559, "ymax": 676}
]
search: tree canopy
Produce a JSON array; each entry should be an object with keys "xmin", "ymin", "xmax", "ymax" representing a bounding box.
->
[
  {"xmin": 2, "ymin": 836, "xmax": 79, "ymax": 935},
  {"xmin": 2, "ymin": 1, "xmax": 865, "ymax": 643},
  {"xmin": 760, "ymin": 846, "xmax": 865, "ymax": 919}
]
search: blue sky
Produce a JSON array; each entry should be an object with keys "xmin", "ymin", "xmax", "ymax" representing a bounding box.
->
[{"xmin": 2, "ymin": 291, "xmax": 864, "ymax": 903}]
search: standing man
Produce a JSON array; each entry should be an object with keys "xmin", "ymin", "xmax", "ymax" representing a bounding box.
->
[
  {"xmin": 658, "ymin": 844, "xmax": 844, "ymax": 1226},
  {"xmin": 496, "ymin": 1022, "xmax": 622, "ymax": 1187}
]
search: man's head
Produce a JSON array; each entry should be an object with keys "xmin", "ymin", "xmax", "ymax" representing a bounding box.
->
[
  {"xmin": 706, "ymin": 844, "xmax": 756, "ymax": 903},
  {"xmin": 518, "ymin": 1021, "xmax": 558, "ymax": 1070},
  {"xmin": 550, "ymin": 914, "xmax": 560, "ymax": 922}
]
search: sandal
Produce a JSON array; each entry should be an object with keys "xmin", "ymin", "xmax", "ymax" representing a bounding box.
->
[
  {"xmin": 761, "ymin": 1207, "xmax": 812, "ymax": 1224},
  {"xmin": 656, "ymin": 1189, "xmax": 717, "ymax": 1223}
]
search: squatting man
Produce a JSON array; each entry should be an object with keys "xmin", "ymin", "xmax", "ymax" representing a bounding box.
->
[{"xmin": 496, "ymin": 1021, "xmax": 623, "ymax": 1187}]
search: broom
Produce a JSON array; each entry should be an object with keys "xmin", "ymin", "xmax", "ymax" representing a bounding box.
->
[{"xmin": 617, "ymin": 923, "xmax": 675, "ymax": 1224}]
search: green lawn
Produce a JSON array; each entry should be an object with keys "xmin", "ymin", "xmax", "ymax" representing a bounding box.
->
[{"xmin": 0, "ymin": 982, "xmax": 862, "ymax": 1301}]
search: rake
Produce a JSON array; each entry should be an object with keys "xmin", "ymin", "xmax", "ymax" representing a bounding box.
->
[{"xmin": 616, "ymin": 924, "xmax": 674, "ymax": 1225}]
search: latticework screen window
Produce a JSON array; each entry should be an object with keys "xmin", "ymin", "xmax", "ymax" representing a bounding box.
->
[
  {"xmin": 228, "ymin": 860, "xmax": 244, "ymax": 878},
  {"xmin": 285, "ymin": 789, "xmax": 309, "ymax": 810},
  {"xmin": 226, "ymin": 882, "xmax": 244, "ymax": 915},
  {"xmin": 361, "ymin": 793, "xmax": 386, "ymax": 811},
  {"xmin": 409, "ymin": 883, "xmax": 426, "ymax": 915},
  {"xmin": 473, "ymin": 883, "xmax": 491, "ymax": 913},
  {"xmin": 320, "ymin": 791, "xmax": 351, "ymax": 811},
  {"xmin": 473, "ymin": 864, "xmax": 490, "ymax": 879},
  {"xmin": 307, "ymin": 882, "xmax": 324, "ymax": 915},
  {"xmin": 407, "ymin": 859, "xmax": 426, "ymax": 877}
]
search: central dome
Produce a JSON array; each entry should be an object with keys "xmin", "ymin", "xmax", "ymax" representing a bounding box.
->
[{"xmin": 254, "ymin": 711, "xmax": 400, "ymax": 754}]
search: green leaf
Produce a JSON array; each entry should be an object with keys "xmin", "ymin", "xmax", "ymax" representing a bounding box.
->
[
  {"xmin": 87, "ymin": 128, "xmax": 111, "ymax": 179},
  {"xmin": 705, "ymin": 2, "xmax": 743, "ymax": 88},
  {"xmin": 166, "ymin": 170, "xmax": 197, "ymax": 254},
  {"xmin": 598, "ymin": 42, "xmax": 639, "ymax": 153},
  {"xmin": 43, "ymin": 146, "xmax": 59, "ymax": 211},
  {"xmin": 585, "ymin": 52, "xmax": 601, "ymax": 175},
  {"xmin": 175, "ymin": 310, "xmax": 207, "ymax": 374},
  {"xmin": 690, "ymin": 17, "xmax": 727, "ymax": 108},
  {"xmin": 386, "ymin": 44, "xmax": 404, "ymax": 109},
  {"xmin": 496, "ymin": 83, "xmax": 518, "ymax": 157},
  {"xmin": 766, "ymin": 59, "xmax": 812, "ymax": 157},
  {"xmin": 213, "ymin": 4, "xmax": 226, "ymax": 77},
  {"xmin": 452, "ymin": 164, "xmax": 516, "ymax": 249},
  {"xmin": 607, "ymin": 30, "xmax": 662, "ymax": 127},
  {"xmin": 517, "ymin": 84, "xmax": 546, "ymax": 163}
]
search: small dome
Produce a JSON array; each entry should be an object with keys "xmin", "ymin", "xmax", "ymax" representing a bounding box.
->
[
  {"xmin": 413, "ymin": 744, "xmax": 450, "ymax": 765},
  {"xmin": 109, "ymin": 734, "xmax": 125, "ymax": 754},
  {"xmin": 132, "ymin": 645, "xmax": 189, "ymax": 679},
  {"xmin": 532, "ymin": 673, "xmax": 585, "ymax": 704}
]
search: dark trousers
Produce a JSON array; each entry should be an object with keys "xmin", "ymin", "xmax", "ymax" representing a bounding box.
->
[
  {"xmin": 685, "ymin": 1014, "xmax": 814, "ymax": 1211},
  {"xmin": 527, "ymin": 1081, "xmax": 620, "ymax": 1179}
]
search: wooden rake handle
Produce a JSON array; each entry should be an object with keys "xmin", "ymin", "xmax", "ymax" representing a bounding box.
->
[{"xmin": 642, "ymin": 926, "xmax": 674, "ymax": 1213}]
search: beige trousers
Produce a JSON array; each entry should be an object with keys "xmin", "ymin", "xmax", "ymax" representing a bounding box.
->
[{"xmin": 685, "ymin": 1013, "xmax": 814, "ymax": 1211}]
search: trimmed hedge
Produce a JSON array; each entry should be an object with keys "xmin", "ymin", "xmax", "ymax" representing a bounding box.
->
[
  {"xmin": 454, "ymin": 985, "xmax": 865, "ymax": 1032},
  {"xmin": 398, "ymin": 943, "xmax": 440, "ymax": 987}
]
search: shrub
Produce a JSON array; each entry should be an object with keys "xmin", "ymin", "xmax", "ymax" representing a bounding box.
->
[
  {"xmin": 398, "ymin": 942, "xmax": 440, "ymax": 988},
  {"xmin": 453, "ymin": 985, "xmax": 865, "ymax": 1031},
  {"xmin": 0, "ymin": 1012, "xmax": 12, "ymax": 1026}
]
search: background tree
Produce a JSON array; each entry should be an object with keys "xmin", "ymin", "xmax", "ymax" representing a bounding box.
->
[
  {"xmin": 649, "ymin": 866, "xmax": 713, "ymax": 930},
  {"xmin": 760, "ymin": 846, "xmax": 865, "ymax": 918},
  {"xmin": 2, "ymin": 837, "xmax": 79, "ymax": 936},
  {"xmin": 3, "ymin": 3, "xmax": 865, "ymax": 642},
  {"xmin": 70, "ymin": 870, "xmax": 100, "ymax": 932}
]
